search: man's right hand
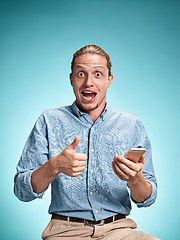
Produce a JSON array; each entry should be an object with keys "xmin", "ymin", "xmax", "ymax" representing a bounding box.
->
[
  {"xmin": 51, "ymin": 136, "xmax": 88, "ymax": 177},
  {"xmin": 31, "ymin": 136, "xmax": 87, "ymax": 194}
]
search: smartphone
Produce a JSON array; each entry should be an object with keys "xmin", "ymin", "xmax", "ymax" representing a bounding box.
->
[{"xmin": 124, "ymin": 148, "xmax": 146, "ymax": 163}]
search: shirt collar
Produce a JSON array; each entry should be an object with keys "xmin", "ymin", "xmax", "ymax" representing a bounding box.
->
[
  {"xmin": 100, "ymin": 103, "xmax": 108, "ymax": 121},
  {"xmin": 70, "ymin": 101, "xmax": 109, "ymax": 121}
]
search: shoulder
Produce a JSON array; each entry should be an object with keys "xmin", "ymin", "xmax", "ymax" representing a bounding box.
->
[
  {"xmin": 107, "ymin": 106, "xmax": 146, "ymax": 133},
  {"xmin": 108, "ymin": 107, "xmax": 148, "ymax": 141},
  {"xmin": 42, "ymin": 105, "xmax": 70, "ymax": 117},
  {"xmin": 35, "ymin": 105, "xmax": 72, "ymax": 126},
  {"xmin": 108, "ymin": 106, "xmax": 139, "ymax": 123}
]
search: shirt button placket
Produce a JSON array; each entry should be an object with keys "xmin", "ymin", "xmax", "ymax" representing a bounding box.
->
[{"xmin": 88, "ymin": 126, "xmax": 95, "ymax": 210}]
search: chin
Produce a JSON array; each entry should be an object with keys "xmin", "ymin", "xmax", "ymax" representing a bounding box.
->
[{"xmin": 77, "ymin": 102, "xmax": 98, "ymax": 113}]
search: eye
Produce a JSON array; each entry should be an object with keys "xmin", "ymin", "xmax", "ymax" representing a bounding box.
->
[
  {"xmin": 95, "ymin": 72, "xmax": 101, "ymax": 77},
  {"xmin": 78, "ymin": 71, "xmax": 85, "ymax": 77}
]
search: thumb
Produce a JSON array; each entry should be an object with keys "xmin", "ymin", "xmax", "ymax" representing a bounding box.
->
[
  {"xmin": 66, "ymin": 136, "xmax": 80, "ymax": 150},
  {"xmin": 139, "ymin": 154, "xmax": 145, "ymax": 164}
]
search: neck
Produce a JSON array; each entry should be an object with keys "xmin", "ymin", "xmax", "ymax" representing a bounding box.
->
[
  {"xmin": 76, "ymin": 99, "xmax": 107, "ymax": 123},
  {"xmin": 88, "ymin": 103, "xmax": 106, "ymax": 123}
]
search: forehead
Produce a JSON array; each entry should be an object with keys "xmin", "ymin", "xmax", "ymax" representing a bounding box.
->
[{"xmin": 73, "ymin": 54, "xmax": 108, "ymax": 70}]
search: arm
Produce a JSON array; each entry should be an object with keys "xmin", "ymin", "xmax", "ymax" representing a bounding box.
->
[
  {"xmin": 14, "ymin": 113, "xmax": 87, "ymax": 201},
  {"xmin": 112, "ymin": 155, "xmax": 151, "ymax": 203},
  {"xmin": 14, "ymin": 114, "xmax": 49, "ymax": 201},
  {"xmin": 112, "ymin": 118, "xmax": 157, "ymax": 206}
]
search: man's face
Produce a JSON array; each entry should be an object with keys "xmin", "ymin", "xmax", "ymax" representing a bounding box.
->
[{"xmin": 70, "ymin": 54, "xmax": 113, "ymax": 114}]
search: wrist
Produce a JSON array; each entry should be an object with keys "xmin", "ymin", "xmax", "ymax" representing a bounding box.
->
[
  {"xmin": 127, "ymin": 172, "xmax": 152, "ymax": 203},
  {"xmin": 48, "ymin": 156, "xmax": 61, "ymax": 176},
  {"xmin": 127, "ymin": 171, "xmax": 142, "ymax": 186}
]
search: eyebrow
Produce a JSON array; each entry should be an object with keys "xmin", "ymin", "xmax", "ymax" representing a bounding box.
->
[{"xmin": 75, "ymin": 65, "xmax": 105, "ymax": 70}]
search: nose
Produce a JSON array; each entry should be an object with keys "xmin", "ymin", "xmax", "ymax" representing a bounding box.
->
[{"xmin": 84, "ymin": 74, "xmax": 93, "ymax": 87}]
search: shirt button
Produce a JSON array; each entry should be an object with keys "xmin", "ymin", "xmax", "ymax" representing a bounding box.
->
[
  {"xmin": 95, "ymin": 210, "xmax": 99, "ymax": 214},
  {"xmin": 91, "ymin": 127, "xmax": 94, "ymax": 131},
  {"xmin": 90, "ymin": 170, "xmax": 93, "ymax": 174},
  {"xmin": 90, "ymin": 192, "xmax": 93, "ymax": 195},
  {"xmin": 91, "ymin": 149, "xmax": 94, "ymax": 153}
]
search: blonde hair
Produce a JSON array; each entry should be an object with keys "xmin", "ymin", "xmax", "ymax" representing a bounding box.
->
[{"xmin": 71, "ymin": 45, "xmax": 112, "ymax": 76}]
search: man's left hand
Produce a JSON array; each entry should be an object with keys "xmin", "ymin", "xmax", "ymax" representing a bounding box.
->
[{"xmin": 112, "ymin": 154, "xmax": 145, "ymax": 183}]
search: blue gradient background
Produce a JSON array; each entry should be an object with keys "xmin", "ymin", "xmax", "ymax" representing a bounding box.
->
[{"xmin": 1, "ymin": 0, "xmax": 180, "ymax": 239}]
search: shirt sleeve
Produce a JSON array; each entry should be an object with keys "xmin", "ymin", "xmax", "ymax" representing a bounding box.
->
[
  {"xmin": 14, "ymin": 113, "xmax": 49, "ymax": 202},
  {"xmin": 130, "ymin": 118, "xmax": 157, "ymax": 208}
]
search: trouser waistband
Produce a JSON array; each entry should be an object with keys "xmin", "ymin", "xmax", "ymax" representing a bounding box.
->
[{"xmin": 51, "ymin": 213, "xmax": 126, "ymax": 226}]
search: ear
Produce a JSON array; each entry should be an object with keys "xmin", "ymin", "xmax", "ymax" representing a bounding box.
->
[
  {"xmin": 69, "ymin": 73, "xmax": 73, "ymax": 86},
  {"xmin": 107, "ymin": 74, "xmax": 113, "ymax": 88}
]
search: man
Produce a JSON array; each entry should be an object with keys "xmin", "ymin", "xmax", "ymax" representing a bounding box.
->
[{"xmin": 14, "ymin": 45, "xmax": 159, "ymax": 239}]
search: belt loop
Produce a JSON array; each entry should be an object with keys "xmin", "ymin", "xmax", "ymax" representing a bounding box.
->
[
  {"xmin": 113, "ymin": 215, "xmax": 115, "ymax": 222},
  {"xmin": 67, "ymin": 217, "xmax": 70, "ymax": 222}
]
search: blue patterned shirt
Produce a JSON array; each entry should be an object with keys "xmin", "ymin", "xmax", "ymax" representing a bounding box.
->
[{"xmin": 14, "ymin": 102, "xmax": 157, "ymax": 221}]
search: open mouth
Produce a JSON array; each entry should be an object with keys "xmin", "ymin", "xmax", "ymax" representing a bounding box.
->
[{"xmin": 81, "ymin": 91, "xmax": 97, "ymax": 102}]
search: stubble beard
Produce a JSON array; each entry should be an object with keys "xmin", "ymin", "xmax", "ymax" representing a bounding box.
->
[{"xmin": 76, "ymin": 95, "xmax": 106, "ymax": 114}]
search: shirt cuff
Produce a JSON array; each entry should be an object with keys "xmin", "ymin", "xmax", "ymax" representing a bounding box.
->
[
  {"xmin": 131, "ymin": 181, "xmax": 157, "ymax": 208},
  {"xmin": 25, "ymin": 170, "xmax": 45, "ymax": 200}
]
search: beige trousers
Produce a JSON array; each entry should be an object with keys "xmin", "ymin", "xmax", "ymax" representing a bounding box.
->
[{"xmin": 42, "ymin": 218, "xmax": 160, "ymax": 240}]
